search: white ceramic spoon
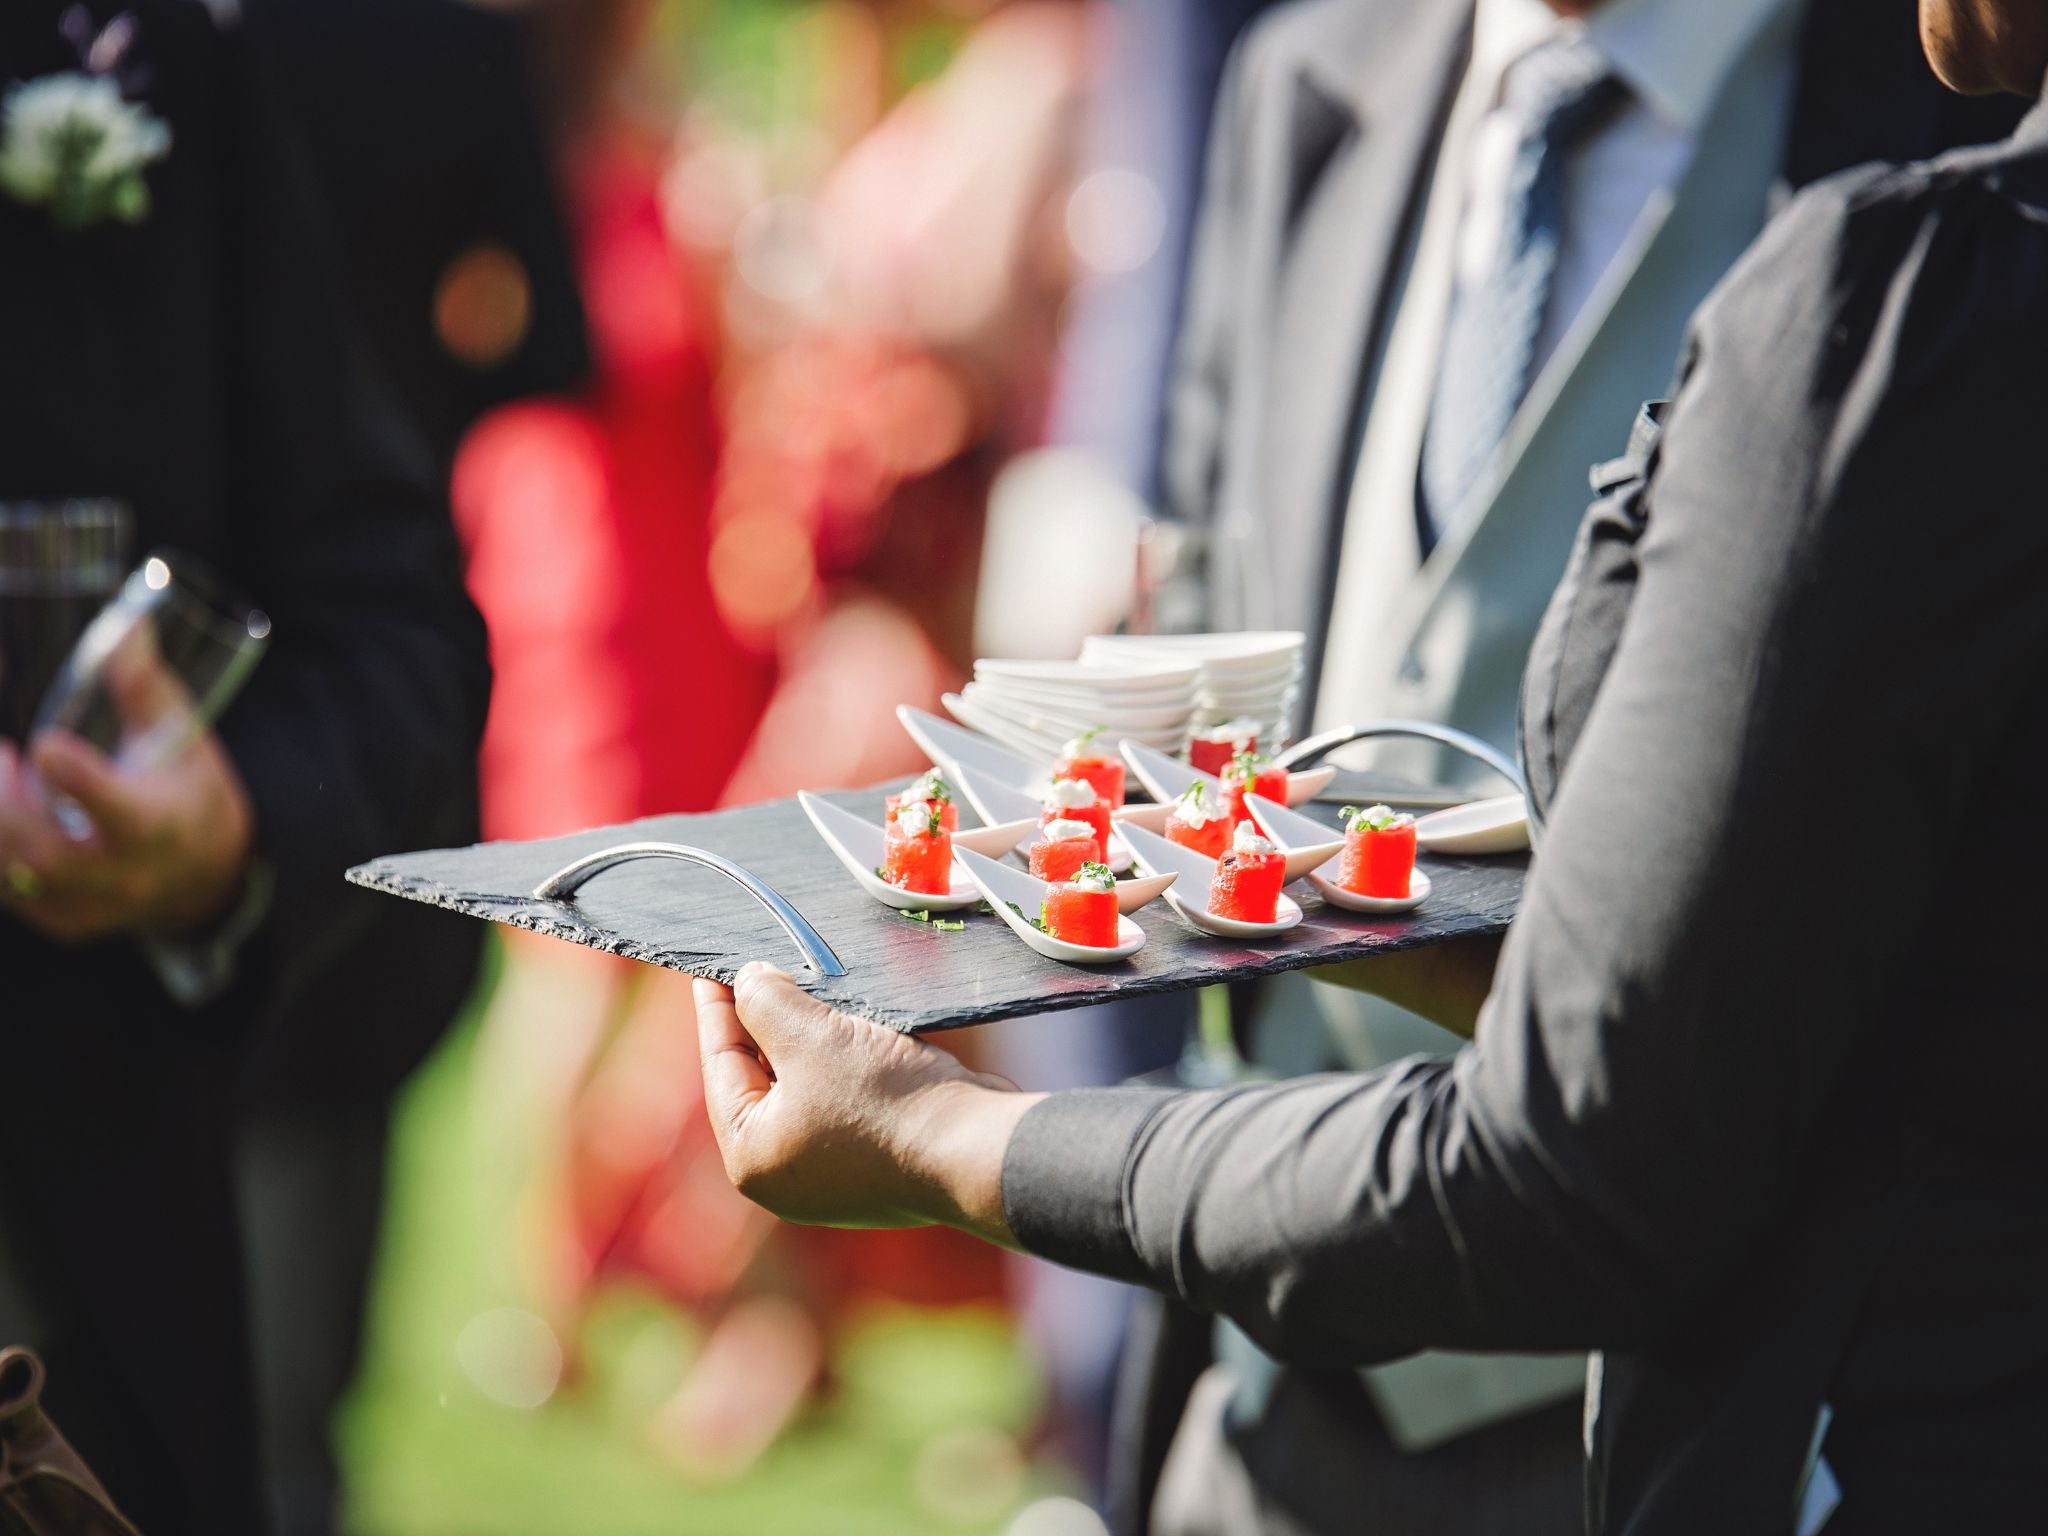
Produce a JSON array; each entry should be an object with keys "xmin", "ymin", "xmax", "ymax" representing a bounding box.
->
[
  {"xmin": 1413, "ymin": 793, "xmax": 1530, "ymax": 855},
  {"xmin": 798, "ymin": 792, "xmax": 1037, "ymax": 913},
  {"xmin": 1245, "ymin": 794, "xmax": 1432, "ymax": 915},
  {"xmin": 953, "ymin": 764, "xmax": 1136, "ymax": 875},
  {"xmin": 1116, "ymin": 821, "xmax": 1304, "ymax": 939},
  {"xmin": 1119, "ymin": 739, "xmax": 1336, "ymax": 810},
  {"xmin": 952, "ymin": 848, "xmax": 1156, "ymax": 965},
  {"xmin": 1114, "ymin": 801, "xmax": 1340, "ymax": 882},
  {"xmin": 896, "ymin": 704, "xmax": 1044, "ymax": 793}
]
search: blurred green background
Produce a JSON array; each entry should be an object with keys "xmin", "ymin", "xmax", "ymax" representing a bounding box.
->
[{"xmin": 339, "ymin": 944, "xmax": 1065, "ymax": 1536}]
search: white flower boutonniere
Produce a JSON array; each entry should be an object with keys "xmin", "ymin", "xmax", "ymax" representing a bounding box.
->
[{"xmin": 0, "ymin": 71, "xmax": 171, "ymax": 231}]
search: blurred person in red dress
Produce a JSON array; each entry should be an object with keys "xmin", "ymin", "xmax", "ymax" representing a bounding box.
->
[
  {"xmin": 455, "ymin": 0, "xmax": 1093, "ymax": 1477},
  {"xmin": 451, "ymin": 0, "xmax": 794, "ymax": 1476}
]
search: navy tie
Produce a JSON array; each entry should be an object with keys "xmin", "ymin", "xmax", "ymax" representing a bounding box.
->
[{"xmin": 1418, "ymin": 41, "xmax": 1627, "ymax": 549}]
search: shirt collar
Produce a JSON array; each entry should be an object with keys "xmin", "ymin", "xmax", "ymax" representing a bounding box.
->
[{"xmin": 1473, "ymin": 0, "xmax": 1799, "ymax": 134}]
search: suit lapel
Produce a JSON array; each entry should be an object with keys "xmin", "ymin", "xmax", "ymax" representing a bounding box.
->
[
  {"xmin": 1251, "ymin": 0, "xmax": 1471, "ymax": 646},
  {"xmin": 1385, "ymin": 0, "xmax": 1806, "ymax": 683}
]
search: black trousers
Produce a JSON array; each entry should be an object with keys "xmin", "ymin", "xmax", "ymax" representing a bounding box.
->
[{"xmin": 238, "ymin": 1104, "xmax": 391, "ymax": 1536}]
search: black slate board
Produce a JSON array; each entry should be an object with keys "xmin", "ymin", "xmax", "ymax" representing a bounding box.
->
[{"xmin": 346, "ymin": 786, "xmax": 1526, "ymax": 1034}]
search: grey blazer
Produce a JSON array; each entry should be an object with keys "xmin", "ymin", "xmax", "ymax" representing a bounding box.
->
[
  {"xmin": 1160, "ymin": 0, "xmax": 2026, "ymax": 752},
  {"xmin": 1008, "ymin": 99, "xmax": 2048, "ymax": 1536}
]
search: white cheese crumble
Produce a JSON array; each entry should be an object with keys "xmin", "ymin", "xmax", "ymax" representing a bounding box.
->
[
  {"xmin": 1232, "ymin": 821, "xmax": 1275, "ymax": 855},
  {"xmin": 1045, "ymin": 777, "xmax": 1099, "ymax": 811},
  {"xmin": 1041, "ymin": 817, "xmax": 1097, "ymax": 843}
]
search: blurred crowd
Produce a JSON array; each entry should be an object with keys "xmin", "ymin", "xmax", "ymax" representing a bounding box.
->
[{"xmin": 289, "ymin": 0, "xmax": 1246, "ymax": 1530}]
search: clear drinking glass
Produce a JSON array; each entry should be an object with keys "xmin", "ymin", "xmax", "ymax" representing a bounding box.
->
[
  {"xmin": 31, "ymin": 549, "xmax": 272, "ymax": 778},
  {"xmin": 0, "ymin": 500, "xmax": 134, "ymax": 743}
]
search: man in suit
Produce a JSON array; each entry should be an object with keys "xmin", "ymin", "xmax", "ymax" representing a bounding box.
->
[
  {"xmin": 0, "ymin": 2, "xmax": 490, "ymax": 1530},
  {"xmin": 247, "ymin": 6, "xmax": 585, "ymax": 1530},
  {"xmin": 1124, "ymin": 0, "xmax": 2025, "ymax": 1531}
]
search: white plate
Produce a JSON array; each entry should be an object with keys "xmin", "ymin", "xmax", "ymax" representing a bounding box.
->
[
  {"xmin": 975, "ymin": 657, "xmax": 1202, "ymax": 692},
  {"xmin": 952, "ymin": 765, "xmax": 1135, "ymax": 874},
  {"xmin": 1082, "ymin": 630, "xmax": 1304, "ymax": 674},
  {"xmin": 1198, "ymin": 678, "xmax": 1301, "ymax": 710},
  {"xmin": 1245, "ymin": 793, "xmax": 1432, "ymax": 914},
  {"xmin": 896, "ymin": 705, "xmax": 1042, "ymax": 793},
  {"xmin": 1119, "ymin": 739, "xmax": 1337, "ymax": 810},
  {"xmin": 1414, "ymin": 794, "xmax": 1531, "ymax": 855},
  {"xmin": 954, "ymin": 689, "xmax": 1185, "ymax": 751},
  {"xmin": 942, "ymin": 691, "xmax": 1067, "ymax": 762},
  {"xmin": 965, "ymin": 681, "xmax": 1195, "ymax": 733},
  {"xmin": 798, "ymin": 792, "xmax": 1037, "ymax": 913},
  {"xmin": 953, "ymin": 848, "xmax": 1155, "ymax": 965},
  {"xmin": 976, "ymin": 672, "xmax": 1196, "ymax": 707},
  {"xmin": 1116, "ymin": 821, "xmax": 1304, "ymax": 939}
]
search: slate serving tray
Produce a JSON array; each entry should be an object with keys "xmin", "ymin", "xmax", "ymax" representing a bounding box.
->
[{"xmin": 347, "ymin": 785, "xmax": 1527, "ymax": 1034}]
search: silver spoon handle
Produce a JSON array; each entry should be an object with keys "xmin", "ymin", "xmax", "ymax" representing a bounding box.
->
[
  {"xmin": 1275, "ymin": 719, "xmax": 1525, "ymax": 794},
  {"xmin": 531, "ymin": 841, "xmax": 849, "ymax": 978}
]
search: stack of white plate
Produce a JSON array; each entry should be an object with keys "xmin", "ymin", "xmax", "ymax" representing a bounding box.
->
[
  {"xmin": 1079, "ymin": 631, "xmax": 1304, "ymax": 745},
  {"xmin": 945, "ymin": 656, "xmax": 1199, "ymax": 764}
]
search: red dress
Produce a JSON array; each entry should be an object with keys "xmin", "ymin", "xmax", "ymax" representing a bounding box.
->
[{"xmin": 455, "ymin": 142, "xmax": 772, "ymax": 843}]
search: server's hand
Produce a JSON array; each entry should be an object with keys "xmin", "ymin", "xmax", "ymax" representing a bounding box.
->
[{"xmin": 693, "ymin": 962, "xmax": 1040, "ymax": 1241}]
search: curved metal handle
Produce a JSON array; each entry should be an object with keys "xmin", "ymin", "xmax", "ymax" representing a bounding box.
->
[
  {"xmin": 531, "ymin": 842, "xmax": 849, "ymax": 978},
  {"xmin": 1275, "ymin": 719, "xmax": 1526, "ymax": 794}
]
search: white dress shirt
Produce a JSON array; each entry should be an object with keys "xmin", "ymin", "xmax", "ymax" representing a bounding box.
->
[{"xmin": 1313, "ymin": 0, "xmax": 1787, "ymax": 732}]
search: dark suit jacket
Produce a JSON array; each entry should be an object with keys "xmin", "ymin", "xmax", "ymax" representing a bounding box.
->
[
  {"xmin": 0, "ymin": 3, "xmax": 489, "ymax": 1528},
  {"xmin": 265, "ymin": 0, "xmax": 589, "ymax": 468},
  {"xmin": 1112, "ymin": 5, "xmax": 2028, "ymax": 1531},
  {"xmin": 1008, "ymin": 94, "xmax": 2048, "ymax": 1536}
]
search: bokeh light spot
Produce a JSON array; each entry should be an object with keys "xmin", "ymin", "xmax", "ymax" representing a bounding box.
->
[
  {"xmin": 434, "ymin": 241, "xmax": 534, "ymax": 369},
  {"xmin": 454, "ymin": 1307, "xmax": 564, "ymax": 1411},
  {"xmin": 708, "ymin": 511, "xmax": 818, "ymax": 635},
  {"xmin": 911, "ymin": 1424, "xmax": 1028, "ymax": 1526},
  {"xmin": 1065, "ymin": 168, "xmax": 1166, "ymax": 276}
]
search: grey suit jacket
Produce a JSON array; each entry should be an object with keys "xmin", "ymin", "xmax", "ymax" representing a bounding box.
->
[
  {"xmin": 1160, "ymin": 0, "xmax": 2025, "ymax": 753},
  {"xmin": 1014, "ymin": 98, "xmax": 2048, "ymax": 1536}
]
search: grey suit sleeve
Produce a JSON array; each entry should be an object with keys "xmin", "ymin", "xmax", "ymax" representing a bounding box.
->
[{"xmin": 1003, "ymin": 166, "xmax": 2048, "ymax": 1364}]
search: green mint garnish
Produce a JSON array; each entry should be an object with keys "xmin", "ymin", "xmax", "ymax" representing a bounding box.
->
[
  {"xmin": 899, "ymin": 908, "xmax": 932, "ymax": 922},
  {"xmin": 1342, "ymin": 804, "xmax": 1402, "ymax": 832},
  {"xmin": 934, "ymin": 919, "xmax": 965, "ymax": 932},
  {"xmin": 1228, "ymin": 747, "xmax": 1272, "ymax": 783},
  {"xmin": 1070, "ymin": 726, "xmax": 1105, "ymax": 753},
  {"xmin": 904, "ymin": 771, "xmax": 952, "ymax": 803}
]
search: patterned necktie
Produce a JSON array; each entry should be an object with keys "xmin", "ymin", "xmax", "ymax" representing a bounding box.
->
[{"xmin": 1417, "ymin": 39, "xmax": 1628, "ymax": 550}]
